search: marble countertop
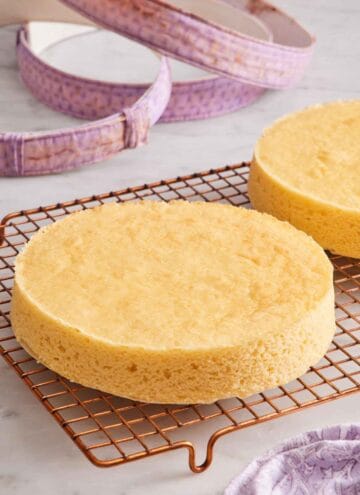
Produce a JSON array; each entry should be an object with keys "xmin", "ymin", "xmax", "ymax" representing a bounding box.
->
[{"xmin": 1, "ymin": 1, "xmax": 360, "ymax": 494}]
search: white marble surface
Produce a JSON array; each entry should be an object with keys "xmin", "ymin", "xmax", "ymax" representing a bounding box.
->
[{"xmin": 1, "ymin": 1, "xmax": 360, "ymax": 494}]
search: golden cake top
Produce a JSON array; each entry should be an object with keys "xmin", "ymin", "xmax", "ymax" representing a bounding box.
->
[
  {"xmin": 254, "ymin": 100, "xmax": 360, "ymax": 210},
  {"xmin": 14, "ymin": 201, "xmax": 332, "ymax": 350}
]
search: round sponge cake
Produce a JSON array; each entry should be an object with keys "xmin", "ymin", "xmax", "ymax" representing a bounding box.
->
[
  {"xmin": 11, "ymin": 201, "xmax": 335, "ymax": 404},
  {"xmin": 249, "ymin": 100, "xmax": 360, "ymax": 258}
]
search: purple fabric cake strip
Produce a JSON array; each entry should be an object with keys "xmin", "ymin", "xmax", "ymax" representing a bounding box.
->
[
  {"xmin": 0, "ymin": 30, "xmax": 171, "ymax": 176},
  {"xmin": 225, "ymin": 424, "xmax": 360, "ymax": 495},
  {"xmin": 17, "ymin": 23, "xmax": 265, "ymax": 123},
  {"xmin": 1, "ymin": 0, "xmax": 314, "ymax": 176},
  {"xmin": 59, "ymin": 0, "xmax": 315, "ymax": 89}
]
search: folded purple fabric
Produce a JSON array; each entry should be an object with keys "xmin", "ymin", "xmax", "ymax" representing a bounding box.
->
[{"xmin": 225, "ymin": 425, "xmax": 360, "ymax": 495}]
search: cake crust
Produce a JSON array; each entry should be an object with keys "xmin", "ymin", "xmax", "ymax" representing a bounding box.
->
[
  {"xmin": 11, "ymin": 201, "xmax": 335, "ymax": 403},
  {"xmin": 249, "ymin": 100, "xmax": 360, "ymax": 258}
]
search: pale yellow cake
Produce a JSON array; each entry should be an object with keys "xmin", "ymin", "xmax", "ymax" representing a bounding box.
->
[
  {"xmin": 249, "ymin": 100, "xmax": 360, "ymax": 258},
  {"xmin": 11, "ymin": 201, "xmax": 335, "ymax": 404}
]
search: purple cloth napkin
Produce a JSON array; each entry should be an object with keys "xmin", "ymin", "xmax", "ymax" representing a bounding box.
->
[{"xmin": 225, "ymin": 425, "xmax": 360, "ymax": 495}]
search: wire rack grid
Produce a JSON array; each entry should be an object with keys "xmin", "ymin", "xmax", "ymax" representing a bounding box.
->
[{"xmin": 1, "ymin": 163, "xmax": 360, "ymax": 473}]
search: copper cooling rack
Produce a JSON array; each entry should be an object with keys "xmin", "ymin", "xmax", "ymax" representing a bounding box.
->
[{"xmin": 1, "ymin": 163, "xmax": 360, "ymax": 473}]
